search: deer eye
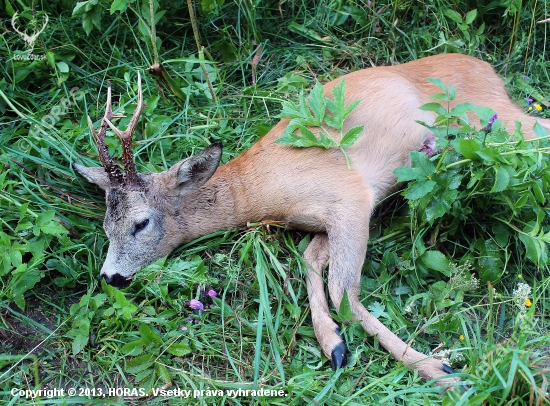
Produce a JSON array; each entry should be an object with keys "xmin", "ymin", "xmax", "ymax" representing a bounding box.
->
[{"xmin": 133, "ymin": 219, "xmax": 149, "ymax": 235}]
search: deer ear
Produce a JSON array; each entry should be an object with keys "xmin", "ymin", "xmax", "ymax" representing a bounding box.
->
[
  {"xmin": 171, "ymin": 142, "xmax": 222, "ymax": 195},
  {"xmin": 73, "ymin": 163, "xmax": 112, "ymax": 190}
]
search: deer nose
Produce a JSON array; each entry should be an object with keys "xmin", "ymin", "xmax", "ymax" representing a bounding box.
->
[
  {"xmin": 100, "ymin": 273, "xmax": 131, "ymax": 288},
  {"xmin": 100, "ymin": 273, "xmax": 113, "ymax": 284}
]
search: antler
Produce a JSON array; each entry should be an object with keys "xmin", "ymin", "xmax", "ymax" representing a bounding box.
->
[
  {"xmin": 11, "ymin": 12, "xmax": 49, "ymax": 44},
  {"xmin": 87, "ymin": 80, "xmax": 125, "ymax": 186},
  {"xmin": 104, "ymin": 72, "xmax": 144, "ymax": 189}
]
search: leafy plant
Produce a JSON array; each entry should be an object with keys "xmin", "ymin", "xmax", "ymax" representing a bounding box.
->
[
  {"xmin": 395, "ymin": 78, "xmax": 550, "ymax": 282},
  {"xmin": 275, "ymin": 78, "xmax": 364, "ymax": 169}
]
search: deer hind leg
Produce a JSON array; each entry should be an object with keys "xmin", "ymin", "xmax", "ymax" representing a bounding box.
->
[
  {"xmin": 303, "ymin": 233, "xmax": 347, "ymax": 369},
  {"xmin": 326, "ymin": 218, "xmax": 459, "ymax": 386}
]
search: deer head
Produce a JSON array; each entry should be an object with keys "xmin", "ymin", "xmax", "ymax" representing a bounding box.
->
[
  {"xmin": 74, "ymin": 74, "xmax": 222, "ymax": 287},
  {"xmin": 11, "ymin": 12, "xmax": 49, "ymax": 53}
]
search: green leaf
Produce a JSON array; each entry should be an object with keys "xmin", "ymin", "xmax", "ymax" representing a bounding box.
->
[
  {"xmin": 307, "ymin": 81, "xmax": 326, "ymax": 125},
  {"xmin": 110, "ymin": 0, "xmax": 128, "ymax": 13},
  {"xmin": 419, "ymin": 102, "xmax": 448, "ymax": 115},
  {"xmin": 410, "ymin": 151, "xmax": 437, "ymax": 176},
  {"xmin": 167, "ymin": 342, "xmax": 192, "ymax": 356},
  {"xmin": 456, "ymin": 138, "xmax": 481, "ymax": 159},
  {"xmin": 450, "ymin": 102, "xmax": 475, "ymax": 117},
  {"xmin": 72, "ymin": 333, "xmax": 89, "ymax": 355},
  {"xmin": 121, "ymin": 340, "xmax": 144, "ymax": 356},
  {"xmin": 139, "ymin": 323, "xmax": 163, "ymax": 345},
  {"xmin": 464, "ymin": 9, "xmax": 477, "ymax": 24},
  {"xmin": 127, "ymin": 354, "xmax": 156, "ymax": 374},
  {"xmin": 444, "ymin": 9, "xmax": 463, "ymax": 24},
  {"xmin": 9, "ymin": 266, "xmax": 43, "ymax": 311},
  {"xmin": 491, "ymin": 166, "xmax": 510, "ymax": 192},
  {"xmin": 394, "ymin": 166, "xmax": 419, "ymax": 182},
  {"xmin": 519, "ymin": 233, "xmax": 547, "ymax": 266},
  {"xmin": 41, "ymin": 221, "xmax": 67, "ymax": 235},
  {"xmin": 470, "ymin": 105, "xmax": 497, "ymax": 125},
  {"xmin": 426, "ymin": 77, "xmax": 448, "ymax": 93},
  {"xmin": 404, "ymin": 179, "xmax": 436, "ymax": 199},
  {"xmin": 418, "ymin": 250, "xmax": 451, "ymax": 276},
  {"xmin": 338, "ymin": 290, "xmax": 353, "ymax": 321},
  {"xmin": 533, "ymin": 120, "xmax": 549, "ymax": 137},
  {"xmin": 325, "ymin": 79, "xmax": 347, "ymax": 130},
  {"xmin": 340, "ymin": 126, "xmax": 364, "ymax": 148},
  {"xmin": 56, "ymin": 62, "xmax": 70, "ymax": 73},
  {"xmin": 36, "ymin": 210, "xmax": 56, "ymax": 227}
]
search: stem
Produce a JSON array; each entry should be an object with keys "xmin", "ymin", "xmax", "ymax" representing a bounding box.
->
[
  {"xmin": 149, "ymin": 0, "xmax": 159, "ymax": 64},
  {"xmin": 187, "ymin": 0, "xmax": 218, "ymax": 105}
]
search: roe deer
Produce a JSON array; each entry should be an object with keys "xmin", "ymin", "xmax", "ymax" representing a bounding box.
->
[{"xmin": 74, "ymin": 53, "xmax": 550, "ymax": 385}]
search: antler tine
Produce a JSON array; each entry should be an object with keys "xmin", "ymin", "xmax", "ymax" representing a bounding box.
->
[
  {"xmin": 105, "ymin": 72, "xmax": 144, "ymax": 188},
  {"xmin": 88, "ymin": 80, "xmax": 124, "ymax": 185}
]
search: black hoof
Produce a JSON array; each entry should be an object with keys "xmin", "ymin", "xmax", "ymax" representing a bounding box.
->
[
  {"xmin": 331, "ymin": 341, "xmax": 347, "ymax": 370},
  {"xmin": 441, "ymin": 364, "xmax": 455, "ymax": 374}
]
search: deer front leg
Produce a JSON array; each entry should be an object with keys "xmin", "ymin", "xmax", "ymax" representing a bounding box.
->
[
  {"xmin": 327, "ymin": 217, "xmax": 458, "ymax": 386},
  {"xmin": 303, "ymin": 233, "xmax": 347, "ymax": 369}
]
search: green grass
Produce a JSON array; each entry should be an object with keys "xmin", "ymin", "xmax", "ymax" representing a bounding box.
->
[{"xmin": 1, "ymin": 0, "xmax": 550, "ymax": 405}]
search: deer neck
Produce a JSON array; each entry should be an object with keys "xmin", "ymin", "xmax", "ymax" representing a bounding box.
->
[{"xmin": 173, "ymin": 157, "xmax": 267, "ymax": 243}]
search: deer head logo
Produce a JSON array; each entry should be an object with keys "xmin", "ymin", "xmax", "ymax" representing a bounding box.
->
[{"xmin": 11, "ymin": 11, "xmax": 49, "ymax": 54}]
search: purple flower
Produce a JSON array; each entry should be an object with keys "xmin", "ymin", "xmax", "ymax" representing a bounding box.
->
[
  {"xmin": 179, "ymin": 326, "xmax": 188, "ymax": 332},
  {"xmin": 188, "ymin": 299, "xmax": 204, "ymax": 311},
  {"xmin": 207, "ymin": 289, "xmax": 217, "ymax": 298},
  {"xmin": 523, "ymin": 75, "xmax": 529, "ymax": 81},
  {"xmin": 524, "ymin": 97, "xmax": 533, "ymax": 105},
  {"xmin": 488, "ymin": 114, "xmax": 498, "ymax": 125}
]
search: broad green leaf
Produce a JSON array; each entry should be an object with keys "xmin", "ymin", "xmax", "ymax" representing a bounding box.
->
[
  {"xmin": 450, "ymin": 102, "xmax": 475, "ymax": 117},
  {"xmin": 340, "ymin": 125, "xmax": 364, "ymax": 148},
  {"xmin": 464, "ymin": 9, "xmax": 477, "ymax": 24},
  {"xmin": 10, "ymin": 266, "xmax": 43, "ymax": 310},
  {"xmin": 72, "ymin": 333, "xmax": 88, "ymax": 356},
  {"xmin": 338, "ymin": 290, "xmax": 353, "ymax": 321},
  {"xmin": 405, "ymin": 179, "xmax": 436, "ymax": 199},
  {"xmin": 455, "ymin": 138, "xmax": 481, "ymax": 159},
  {"xmin": 448, "ymin": 84, "xmax": 456, "ymax": 100},
  {"xmin": 418, "ymin": 250, "xmax": 451, "ymax": 276},
  {"xmin": 110, "ymin": 0, "xmax": 128, "ymax": 13},
  {"xmin": 344, "ymin": 99, "xmax": 361, "ymax": 118},
  {"xmin": 394, "ymin": 166, "xmax": 419, "ymax": 182},
  {"xmin": 127, "ymin": 354, "xmax": 156, "ymax": 374},
  {"xmin": 279, "ymin": 100, "xmax": 304, "ymax": 119},
  {"xmin": 533, "ymin": 120, "xmax": 549, "ymax": 137},
  {"xmin": 307, "ymin": 81, "xmax": 326, "ymax": 125},
  {"xmin": 470, "ymin": 105, "xmax": 497, "ymax": 124},
  {"xmin": 139, "ymin": 323, "xmax": 163, "ymax": 345},
  {"xmin": 167, "ymin": 342, "xmax": 192, "ymax": 356},
  {"xmin": 325, "ymin": 79, "xmax": 347, "ymax": 130},
  {"xmin": 36, "ymin": 210, "xmax": 56, "ymax": 227},
  {"xmin": 410, "ymin": 151, "xmax": 436, "ymax": 176},
  {"xmin": 419, "ymin": 102, "xmax": 448, "ymax": 115},
  {"xmin": 519, "ymin": 233, "xmax": 547, "ymax": 266},
  {"xmin": 532, "ymin": 181, "xmax": 545, "ymax": 204},
  {"xmin": 424, "ymin": 189, "xmax": 457, "ymax": 222},
  {"xmin": 491, "ymin": 165, "xmax": 510, "ymax": 192},
  {"xmin": 426, "ymin": 77, "xmax": 448, "ymax": 93},
  {"xmin": 41, "ymin": 221, "xmax": 67, "ymax": 235},
  {"xmin": 444, "ymin": 9, "xmax": 463, "ymax": 24}
]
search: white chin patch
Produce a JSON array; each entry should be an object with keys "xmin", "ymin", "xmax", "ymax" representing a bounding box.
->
[{"xmin": 418, "ymin": 136, "xmax": 437, "ymax": 157}]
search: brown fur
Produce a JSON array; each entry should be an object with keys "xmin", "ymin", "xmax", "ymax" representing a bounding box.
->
[{"xmin": 75, "ymin": 54, "xmax": 550, "ymax": 386}]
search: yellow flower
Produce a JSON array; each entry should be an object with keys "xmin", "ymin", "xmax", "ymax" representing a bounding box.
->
[
  {"xmin": 525, "ymin": 299, "xmax": 532, "ymax": 307},
  {"xmin": 528, "ymin": 106, "xmax": 533, "ymax": 111},
  {"xmin": 459, "ymin": 334, "xmax": 465, "ymax": 341},
  {"xmin": 535, "ymin": 104, "xmax": 543, "ymax": 111}
]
